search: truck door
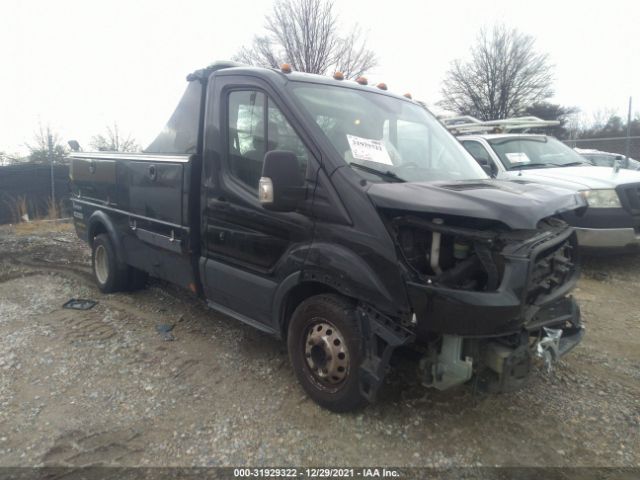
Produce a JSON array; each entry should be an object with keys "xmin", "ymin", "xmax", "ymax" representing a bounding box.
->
[{"xmin": 200, "ymin": 76, "xmax": 318, "ymax": 331}]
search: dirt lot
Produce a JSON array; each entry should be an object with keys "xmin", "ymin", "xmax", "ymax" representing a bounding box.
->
[{"xmin": 0, "ymin": 221, "xmax": 638, "ymax": 468}]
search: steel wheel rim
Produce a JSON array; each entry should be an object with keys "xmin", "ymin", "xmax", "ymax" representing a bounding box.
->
[
  {"xmin": 94, "ymin": 245, "xmax": 109, "ymax": 284},
  {"xmin": 304, "ymin": 319, "xmax": 350, "ymax": 389}
]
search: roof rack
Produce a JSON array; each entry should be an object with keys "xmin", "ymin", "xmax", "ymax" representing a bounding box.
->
[{"xmin": 440, "ymin": 115, "xmax": 560, "ymax": 134}]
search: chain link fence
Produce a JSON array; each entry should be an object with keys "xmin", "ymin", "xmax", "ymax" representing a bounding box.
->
[{"xmin": 0, "ymin": 163, "xmax": 70, "ymax": 224}]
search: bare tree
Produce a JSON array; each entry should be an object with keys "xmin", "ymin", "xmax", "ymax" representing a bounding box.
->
[
  {"xmin": 26, "ymin": 124, "xmax": 67, "ymax": 164},
  {"xmin": 90, "ymin": 123, "xmax": 139, "ymax": 152},
  {"xmin": 439, "ymin": 25, "xmax": 554, "ymax": 120},
  {"xmin": 233, "ymin": 0, "xmax": 377, "ymax": 79}
]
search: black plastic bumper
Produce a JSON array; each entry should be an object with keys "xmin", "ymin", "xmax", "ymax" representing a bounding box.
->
[{"xmin": 407, "ymin": 279, "xmax": 525, "ymax": 337}]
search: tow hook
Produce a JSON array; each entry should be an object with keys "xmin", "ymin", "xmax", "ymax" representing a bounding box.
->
[{"xmin": 535, "ymin": 327, "xmax": 562, "ymax": 372}]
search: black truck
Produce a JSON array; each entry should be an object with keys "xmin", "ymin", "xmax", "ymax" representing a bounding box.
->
[{"xmin": 69, "ymin": 61, "xmax": 587, "ymax": 411}]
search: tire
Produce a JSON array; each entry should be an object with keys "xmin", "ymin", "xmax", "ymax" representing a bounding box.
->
[
  {"xmin": 91, "ymin": 234, "xmax": 128, "ymax": 293},
  {"xmin": 287, "ymin": 294, "xmax": 367, "ymax": 412}
]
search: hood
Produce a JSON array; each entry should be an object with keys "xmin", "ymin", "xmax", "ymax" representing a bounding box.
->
[
  {"xmin": 510, "ymin": 166, "xmax": 640, "ymax": 190},
  {"xmin": 367, "ymin": 179, "xmax": 586, "ymax": 230}
]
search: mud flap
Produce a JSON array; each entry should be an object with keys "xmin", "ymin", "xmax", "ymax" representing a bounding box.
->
[{"xmin": 357, "ymin": 306, "xmax": 414, "ymax": 402}]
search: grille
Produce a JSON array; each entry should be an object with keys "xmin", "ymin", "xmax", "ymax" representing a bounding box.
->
[
  {"xmin": 620, "ymin": 184, "xmax": 640, "ymax": 215},
  {"xmin": 527, "ymin": 238, "xmax": 576, "ymax": 305}
]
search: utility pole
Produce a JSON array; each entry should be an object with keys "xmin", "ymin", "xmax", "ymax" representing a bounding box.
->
[
  {"xmin": 625, "ymin": 97, "xmax": 632, "ymax": 169},
  {"xmin": 48, "ymin": 129, "xmax": 55, "ymax": 211}
]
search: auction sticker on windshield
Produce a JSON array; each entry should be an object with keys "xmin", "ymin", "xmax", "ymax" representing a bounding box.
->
[
  {"xmin": 505, "ymin": 152, "xmax": 530, "ymax": 164},
  {"xmin": 346, "ymin": 134, "xmax": 393, "ymax": 165}
]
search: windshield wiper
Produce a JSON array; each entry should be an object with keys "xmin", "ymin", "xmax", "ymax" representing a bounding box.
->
[
  {"xmin": 560, "ymin": 161, "xmax": 588, "ymax": 167},
  {"xmin": 349, "ymin": 163, "xmax": 405, "ymax": 182},
  {"xmin": 509, "ymin": 162, "xmax": 556, "ymax": 170}
]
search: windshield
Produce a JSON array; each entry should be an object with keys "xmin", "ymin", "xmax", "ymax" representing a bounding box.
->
[
  {"xmin": 489, "ymin": 136, "xmax": 589, "ymax": 170},
  {"xmin": 290, "ymin": 83, "xmax": 486, "ymax": 183}
]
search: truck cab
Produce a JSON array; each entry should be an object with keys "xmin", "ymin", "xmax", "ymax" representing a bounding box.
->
[{"xmin": 70, "ymin": 62, "xmax": 586, "ymax": 411}]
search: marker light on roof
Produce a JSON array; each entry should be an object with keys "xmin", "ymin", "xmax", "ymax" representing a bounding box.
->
[
  {"xmin": 376, "ymin": 83, "xmax": 388, "ymax": 90},
  {"xmin": 280, "ymin": 63, "xmax": 292, "ymax": 73},
  {"xmin": 403, "ymin": 93, "xmax": 412, "ymax": 99},
  {"xmin": 333, "ymin": 71, "xmax": 344, "ymax": 80},
  {"xmin": 356, "ymin": 77, "xmax": 368, "ymax": 85}
]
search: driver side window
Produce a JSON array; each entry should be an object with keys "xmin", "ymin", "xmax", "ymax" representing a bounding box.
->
[
  {"xmin": 462, "ymin": 141, "xmax": 489, "ymax": 162},
  {"xmin": 462, "ymin": 141, "xmax": 495, "ymax": 168},
  {"xmin": 227, "ymin": 90, "xmax": 311, "ymax": 193}
]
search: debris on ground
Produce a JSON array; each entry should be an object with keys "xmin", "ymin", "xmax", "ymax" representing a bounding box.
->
[
  {"xmin": 155, "ymin": 323, "xmax": 176, "ymax": 341},
  {"xmin": 62, "ymin": 298, "xmax": 98, "ymax": 310}
]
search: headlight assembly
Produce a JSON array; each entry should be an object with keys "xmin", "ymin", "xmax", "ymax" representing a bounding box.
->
[{"xmin": 580, "ymin": 189, "xmax": 621, "ymax": 208}]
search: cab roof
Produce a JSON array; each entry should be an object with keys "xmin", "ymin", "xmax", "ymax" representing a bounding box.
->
[{"xmin": 187, "ymin": 61, "xmax": 412, "ymax": 102}]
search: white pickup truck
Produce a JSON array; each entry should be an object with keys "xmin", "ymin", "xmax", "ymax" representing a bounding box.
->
[
  {"xmin": 457, "ymin": 131, "xmax": 640, "ymax": 250},
  {"xmin": 439, "ymin": 115, "xmax": 640, "ymax": 251}
]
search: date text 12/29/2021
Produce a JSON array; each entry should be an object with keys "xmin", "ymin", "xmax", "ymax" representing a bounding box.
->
[{"xmin": 233, "ymin": 468, "xmax": 401, "ymax": 478}]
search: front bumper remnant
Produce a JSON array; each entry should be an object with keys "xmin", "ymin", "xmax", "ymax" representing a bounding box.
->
[
  {"xmin": 534, "ymin": 321, "xmax": 585, "ymax": 372},
  {"xmin": 480, "ymin": 300, "xmax": 583, "ymax": 392}
]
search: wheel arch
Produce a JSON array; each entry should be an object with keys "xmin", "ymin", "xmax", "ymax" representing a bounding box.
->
[
  {"xmin": 87, "ymin": 211, "xmax": 127, "ymax": 267},
  {"xmin": 273, "ymin": 275, "xmax": 344, "ymax": 340}
]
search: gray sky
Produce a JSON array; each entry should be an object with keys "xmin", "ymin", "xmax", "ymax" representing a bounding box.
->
[{"xmin": 1, "ymin": 0, "xmax": 638, "ymax": 155}]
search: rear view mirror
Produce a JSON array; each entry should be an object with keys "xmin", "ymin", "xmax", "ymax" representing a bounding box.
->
[{"xmin": 259, "ymin": 150, "xmax": 306, "ymax": 212}]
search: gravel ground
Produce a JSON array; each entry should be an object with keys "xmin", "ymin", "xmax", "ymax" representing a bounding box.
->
[{"xmin": 0, "ymin": 221, "xmax": 638, "ymax": 468}]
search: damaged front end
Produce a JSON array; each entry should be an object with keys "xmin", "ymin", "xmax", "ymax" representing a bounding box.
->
[{"xmin": 390, "ymin": 213, "xmax": 584, "ymax": 393}]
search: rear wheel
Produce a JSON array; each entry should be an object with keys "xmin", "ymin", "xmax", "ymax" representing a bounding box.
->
[
  {"xmin": 91, "ymin": 234, "xmax": 128, "ymax": 293},
  {"xmin": 287, "ymin": 294, "xmax": 367, "ymax": 412}
]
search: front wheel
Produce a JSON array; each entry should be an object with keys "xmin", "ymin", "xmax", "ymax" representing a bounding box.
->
[{"xmin": 287, "ymin": 294, "xmax": 367, "ymax": 412}]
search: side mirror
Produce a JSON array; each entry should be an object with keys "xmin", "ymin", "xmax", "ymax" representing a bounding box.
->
[
  {"xmin": 476, "ymin": 158, "xmax": 496, "ymax": 178},
  {"xmin": 259, "ymin": 150, "xmax": 306, "ymax": 212},
  {"xmin": 614, "ymin": 155, "xmax": 624, "ymax": 172}
]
